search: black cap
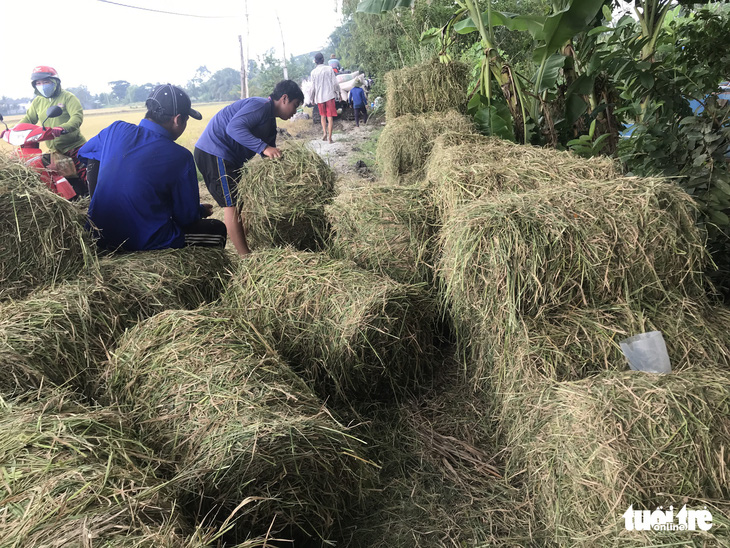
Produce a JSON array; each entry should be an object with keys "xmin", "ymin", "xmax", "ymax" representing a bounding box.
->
[{"xmin": 146, "ymin": 84, "xmax": 202, "ymax": 120}]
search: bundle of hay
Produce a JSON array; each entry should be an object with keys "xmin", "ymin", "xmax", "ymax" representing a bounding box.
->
[
  {"xmin": 385, "ymin": 60, "xmax": 469, "ymax": 120},
  {"xmin": 326, "ymin": 182, "xmax": 437, "ymax": 284},
  {"xmin": 105, "ymin": 309, "xmax": 373, "ymax": 541},
  {"xmin": 487, "ymin": 296, "xmax": 730, "ymax": 433},
  {"xmin": 0, "ymin": 247, "xmax": 231, "ymax": 397},
  {"xmin": 438, "ymin": 179, "xmax": 707, "ymax": 340},
  {"xmin": 0, "ymin": 155, "xmax": 94, "ymax": 301},
  {"xmin": 508, "ymin": 370, "xmax": 730, "ymax": 546},
  {"xmin": 221, "ymin": 248, "xmax": 437, "ymax": 401},
  {"xmin": 237, "ymin": 141, "xmax": 336, "ymax": 250},
  {"xmin": 375, "ymin": 110, "xmax": 476, "ymax": 180},
  {"xmin": 425, "ymin": 132, "xmax": 620, "ymax": 220},
  {"xmin": 0, "ymin": 396, "xmax": 196, "ymax": 546}
]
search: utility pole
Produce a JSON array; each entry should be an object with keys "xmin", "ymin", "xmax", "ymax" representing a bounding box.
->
[
  {"xmin": 238, "ymin": 34, "xmax": 246, "ymax": 100},
  {"xmin": 275, "ymin": 12, "xmax": 288, "ymax": 80},
  {"xmin": 244, "ymin": 0, "xmax": 250, "ymax": 98}
]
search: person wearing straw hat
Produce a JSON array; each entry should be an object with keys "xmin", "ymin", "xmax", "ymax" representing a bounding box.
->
[
  {"xmin": 348, "ymin": 80, "xmax": 369, "ymax": 127},
  {"xmin": 194, "ymin": 79, "xmax": 303, "ymax": 257},
  {"xmin": 79, "ymin": 84, "xmax": 226, "ymax": 252}
]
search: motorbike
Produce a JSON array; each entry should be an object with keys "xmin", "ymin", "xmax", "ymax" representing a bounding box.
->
[{"xmin": 0, "ymin": 105, "xmax": 84, "ymax": 200}]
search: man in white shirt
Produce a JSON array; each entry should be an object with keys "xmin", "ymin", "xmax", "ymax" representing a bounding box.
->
[{"xmin": 309, "ymin": 52, "xmax": 340, "ymax": 143}]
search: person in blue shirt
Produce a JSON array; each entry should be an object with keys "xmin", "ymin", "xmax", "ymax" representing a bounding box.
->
[
  {"xmin": 194, "ymin": 80, "xmax": 303, "ymax": 256},
  {"xmin": 79, "ymin": 84, "xmax": 226, "ymax": 251},
  {"xmin": 348, "ymin": 80, "xmax": 368, "ymax": 127}
]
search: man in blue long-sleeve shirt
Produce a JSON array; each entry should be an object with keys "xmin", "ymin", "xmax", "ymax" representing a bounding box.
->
[
  {"xmin": 80, "ymin": 84, "xmax": 226, "ymax": 251},
  {"xmin": 194, "ymin": 80, "xmax": 303, "ymax": 256}
]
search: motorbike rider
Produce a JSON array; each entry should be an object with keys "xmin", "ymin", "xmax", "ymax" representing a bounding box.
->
[{"xmin": 17, "ymin": 66, "xmax": 88, "ymax": 193}]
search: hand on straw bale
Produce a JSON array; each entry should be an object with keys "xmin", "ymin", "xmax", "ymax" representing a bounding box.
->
[
  {"xmin": 220, "ymin": 248, "xmax": 438, "ymax": 402},
  {"xmin": 104, "ymin": 308, "xmax": 374, "ymax": 541},
  {"xmin": 0, "ymin": 155, "xmax": 95, "ymax": 302}
]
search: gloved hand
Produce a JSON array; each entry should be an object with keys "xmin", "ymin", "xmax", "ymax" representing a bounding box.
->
[{"xmin": 50, "ymin": 127, "xmax": 66, "ymax": 138}]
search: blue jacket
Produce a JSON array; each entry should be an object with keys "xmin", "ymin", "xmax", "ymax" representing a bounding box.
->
[
  {"xmin": 195, "ymin": 97, "xmax": 277, "ymax": 166},
  {"xmin": 79, "ymin": 119, "xmax": 202, "ymax": 251},
  {"xmin": 349, "ymin": 87, "xmax": 367, "ymax": 108}
]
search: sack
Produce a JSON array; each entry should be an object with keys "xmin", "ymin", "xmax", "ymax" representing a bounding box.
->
[{"xmin": 49, "ymin": 152, "xmax": 77, "ymax": 178}]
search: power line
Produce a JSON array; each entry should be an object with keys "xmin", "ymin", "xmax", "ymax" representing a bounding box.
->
[{"xmin": 97, "ymin": 0, "xmax": 234, "ymax": 19}]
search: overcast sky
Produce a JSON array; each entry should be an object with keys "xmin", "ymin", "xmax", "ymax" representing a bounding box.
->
[{"xmin": 1, "ymin": 0, "xmax": 343, "ymax": 99}]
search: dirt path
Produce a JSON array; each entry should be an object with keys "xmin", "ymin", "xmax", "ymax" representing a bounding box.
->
[{"xmin": 303, "ymin": 122, "xmax": 381, "ymax": 180}]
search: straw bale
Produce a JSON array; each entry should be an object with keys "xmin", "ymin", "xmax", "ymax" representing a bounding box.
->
[
  {"xmin": 375, "ymin": 110, "xmax": 476, "ymax": 180},
  {"xmin": 221, "ymin": 248, "xmax": 438, "ymax": 401},
  {"xmin": 438, "ymin": 179, "xmax": 707, "ymax": 339},
  {"xmin": 0, "ymin": 247, "xmax": 231, "ymax": 397},
  {"xmin": 326, "ymin": 181, "xmax": 437, "ymax": 285},
  {"xmin": 105, "ymin": 308, "xmax": 373, "ymax": 541},
  {"xmin": 0, "ymin": 396, "xmax": 196, "ymax": 547},
  {"xmin": 507, "ymin": 370, "xmax": 730, "ymax": 546},
  {"xmin": 237, "ymin": 141, "xmax": 336, "ymax": 251},
  {"xmin": 0, "ymin": 155, "xmax": 94, "ymax": 301},
  {"xmin": 425, "ymin": 132, "xmax": 621, "ymax": 220},
  {"xmin": 385, "ymin": 60, "xmax": 469, "ymax": 120}
]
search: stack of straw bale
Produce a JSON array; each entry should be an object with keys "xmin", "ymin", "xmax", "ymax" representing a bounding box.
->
[
  {"xmin": 326, "ymin": 181, "xmax": 437, "ymax": 285},
  {"xmin": 221, "ymin": 247, "xmax": 438, "ymax": 401},
  {"xmin": 508, "ymin": 370, "xmax": 730, "ymax": 546},
  {"xmin": 425, "ymin": 132, "xmax": 620, "ymax": 221},
  {"xmin": 0, "ymin": 155, "xmax": 94, "ymax": 301},
  {"xmin": 0, "ymin": 247, "xmax": 231, "ymax": 397},
  {"xmin": 375, "ymin": 110, "xmax": 476, "ymax": 181},
  {"xmin": 0, "ymin": 395, "xmax": 200, "ymax": 546},
  {"xmin": 237, "ymin": 141, "xmax": 336, "ymax": 251},
  {"xmin": 384, "ymin": 60, "xmax": 469, "ymax": 120},
  {"xmin": 104, "ymin": 308, "xmax": 373, "ymax": 541}
]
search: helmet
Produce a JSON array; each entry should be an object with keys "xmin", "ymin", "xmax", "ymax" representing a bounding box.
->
[{"xmin": 31, "ymin": 66, "xmax": 59, "ymax": 83}]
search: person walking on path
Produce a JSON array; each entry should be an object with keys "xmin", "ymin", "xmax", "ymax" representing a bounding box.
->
[
  {"xmin": 309, "ymin": 52, "xmax": 340, "ymax": 144},
  {"xmin": 348, "ymin": 81, "xmax": 368, "ymax": 127},
  {"xmin": 79, "ymin": 84, "xmax": 226, "ymax": 252},
  {"xmin": 19, "ymin": 65, "xmax": 89, "ymax": 191},
  {"xmin": 194, "ymin": 80, "xmax": 303, "ymax": 257}
]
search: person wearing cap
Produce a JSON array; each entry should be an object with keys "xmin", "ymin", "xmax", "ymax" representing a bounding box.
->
[
  {"xmin": 328, "ymin": 53, "xmax": 341, "ymax": 74},
  {"xmin": 194, "ymin": 79, "xmax": 303, "ymax": 257},
  {"xmin": 18, "ymin": 65, "xmax": 88, "ymax": 190},
  {"xmin": 308, "ymin": 53, "xmax": 340, "ymax": 144},
  {"xmin": 78, "ymin": 84, "xmax": 226, "ymax": 252}
]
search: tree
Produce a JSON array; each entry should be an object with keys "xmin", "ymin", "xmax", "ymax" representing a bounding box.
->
[{"xmin": 108, "ymin": 80, "xmax": 131, "ymax": 102}]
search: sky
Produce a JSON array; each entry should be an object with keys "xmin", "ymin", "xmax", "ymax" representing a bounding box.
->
[{"xmin": 1, "ymin": 0, "xmax": 344, "ymax": 99}]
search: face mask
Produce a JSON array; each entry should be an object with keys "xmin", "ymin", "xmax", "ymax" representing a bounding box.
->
[{"xmin": 38, "ymin": 82, "xmax": 56, "ymax": 98}]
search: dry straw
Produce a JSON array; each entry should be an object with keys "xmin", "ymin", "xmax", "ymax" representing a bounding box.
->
[
  {"xmin": 0, "ymin": 247, "xmax": 231, "ymax": 397},
  {"xmin": 507, "ymin": 370, "xmax": 730, "ymax": 546},
  {"xmin": 221, "ymin": 247, "xmax": 438, "ymax": 401},
  {"xmin": 104, "ymin": 308, "xmax": 374, "ymax": 541},
  {"xmin": 326, "ymin": 181, "xmax": 437, "ymax": 285},
  {"xmin": 0, "ymin": 395, "xmax": 196, "ymax": 547},
  {"xmin": 375, "ymin": 110, "xmax": 476, "ymax": 180},
  {"xmin": 0, "ymin": 155, "xmax": 94, "ymax": 301},
  {"xmin": 438, "ymin": 178, "xmax": 707, "ymax": 340},
  {"xmin": 237, "ymin": 141, "xmax": 336, "ymax": 251},
  {"xmin": 425, "ymin": 132, "xmax": 620, "ymax": 220},
  {"xmin": 384, "ymin": 60, "xmax": 469, "ymax": 120}
]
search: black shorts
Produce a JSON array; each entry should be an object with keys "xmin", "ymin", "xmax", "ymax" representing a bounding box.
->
[{"xmin": 194, "ymin": 147, "xmax": 242, "ymax": 208}]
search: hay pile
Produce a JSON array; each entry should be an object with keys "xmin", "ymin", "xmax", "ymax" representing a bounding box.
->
[
  {"xmin": 425, "ymin": 132, "xmax": 620, "ymax": 220},
  {"xmin": 105, "ymin": 308, "xmax": 373, "ymax": 541},
  {"xmin": 375, "ymin": 110, "xmax": 476, "ymax": 180},
  {"xmin": 0, "ymin": 395, "xmax": 196, "ymax": 546},
  {"xmin": 384, "ymin": 60, "xmax": 469, "ymax": 120},
  {"xmin": 507, "ymin": 370, "xmax": 730, "ymax": 546},
  {"xmin": 221, "ymin": 248, "xmax": 438, "ymax": 401},
  {"xmin": 237, "ymin": 141, "xmax": 336, "ymax": 251},
  {"xmin": 326, "ymin": 181, "xmax": 437, "ymax": 285},
  {"xmin": 0, "ymin": 247, "xmax": 231, "ymax": 397},
  {"xmin": 438, "ymin": 178, "xmax": 707, "ymax": 342},
  {"xmin": 0, "ymin": 155, "xmax": 94, "ymax": 301}
]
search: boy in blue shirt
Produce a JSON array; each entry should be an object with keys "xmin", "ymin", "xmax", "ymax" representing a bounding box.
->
[
  {"xmin": 80, "ymin": 85, "xmax": 226, "ymax": 251},
  {"xmin": 194, "ymin": 80, "xmax": 303, "ymax": 256},
  {"xmin": 348, "ymin": 81, "xmax": 368, "ymax": 127}
]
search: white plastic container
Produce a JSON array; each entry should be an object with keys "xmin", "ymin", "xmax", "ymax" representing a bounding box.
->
[{"xmin": 619, "ymin": 331, "xmax": 672, "ymax": 374}]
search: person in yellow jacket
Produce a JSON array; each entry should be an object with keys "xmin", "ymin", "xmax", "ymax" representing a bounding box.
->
[{"xmin": 18, "ymin": 65, "xmax": 88, "ymax": 190}]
